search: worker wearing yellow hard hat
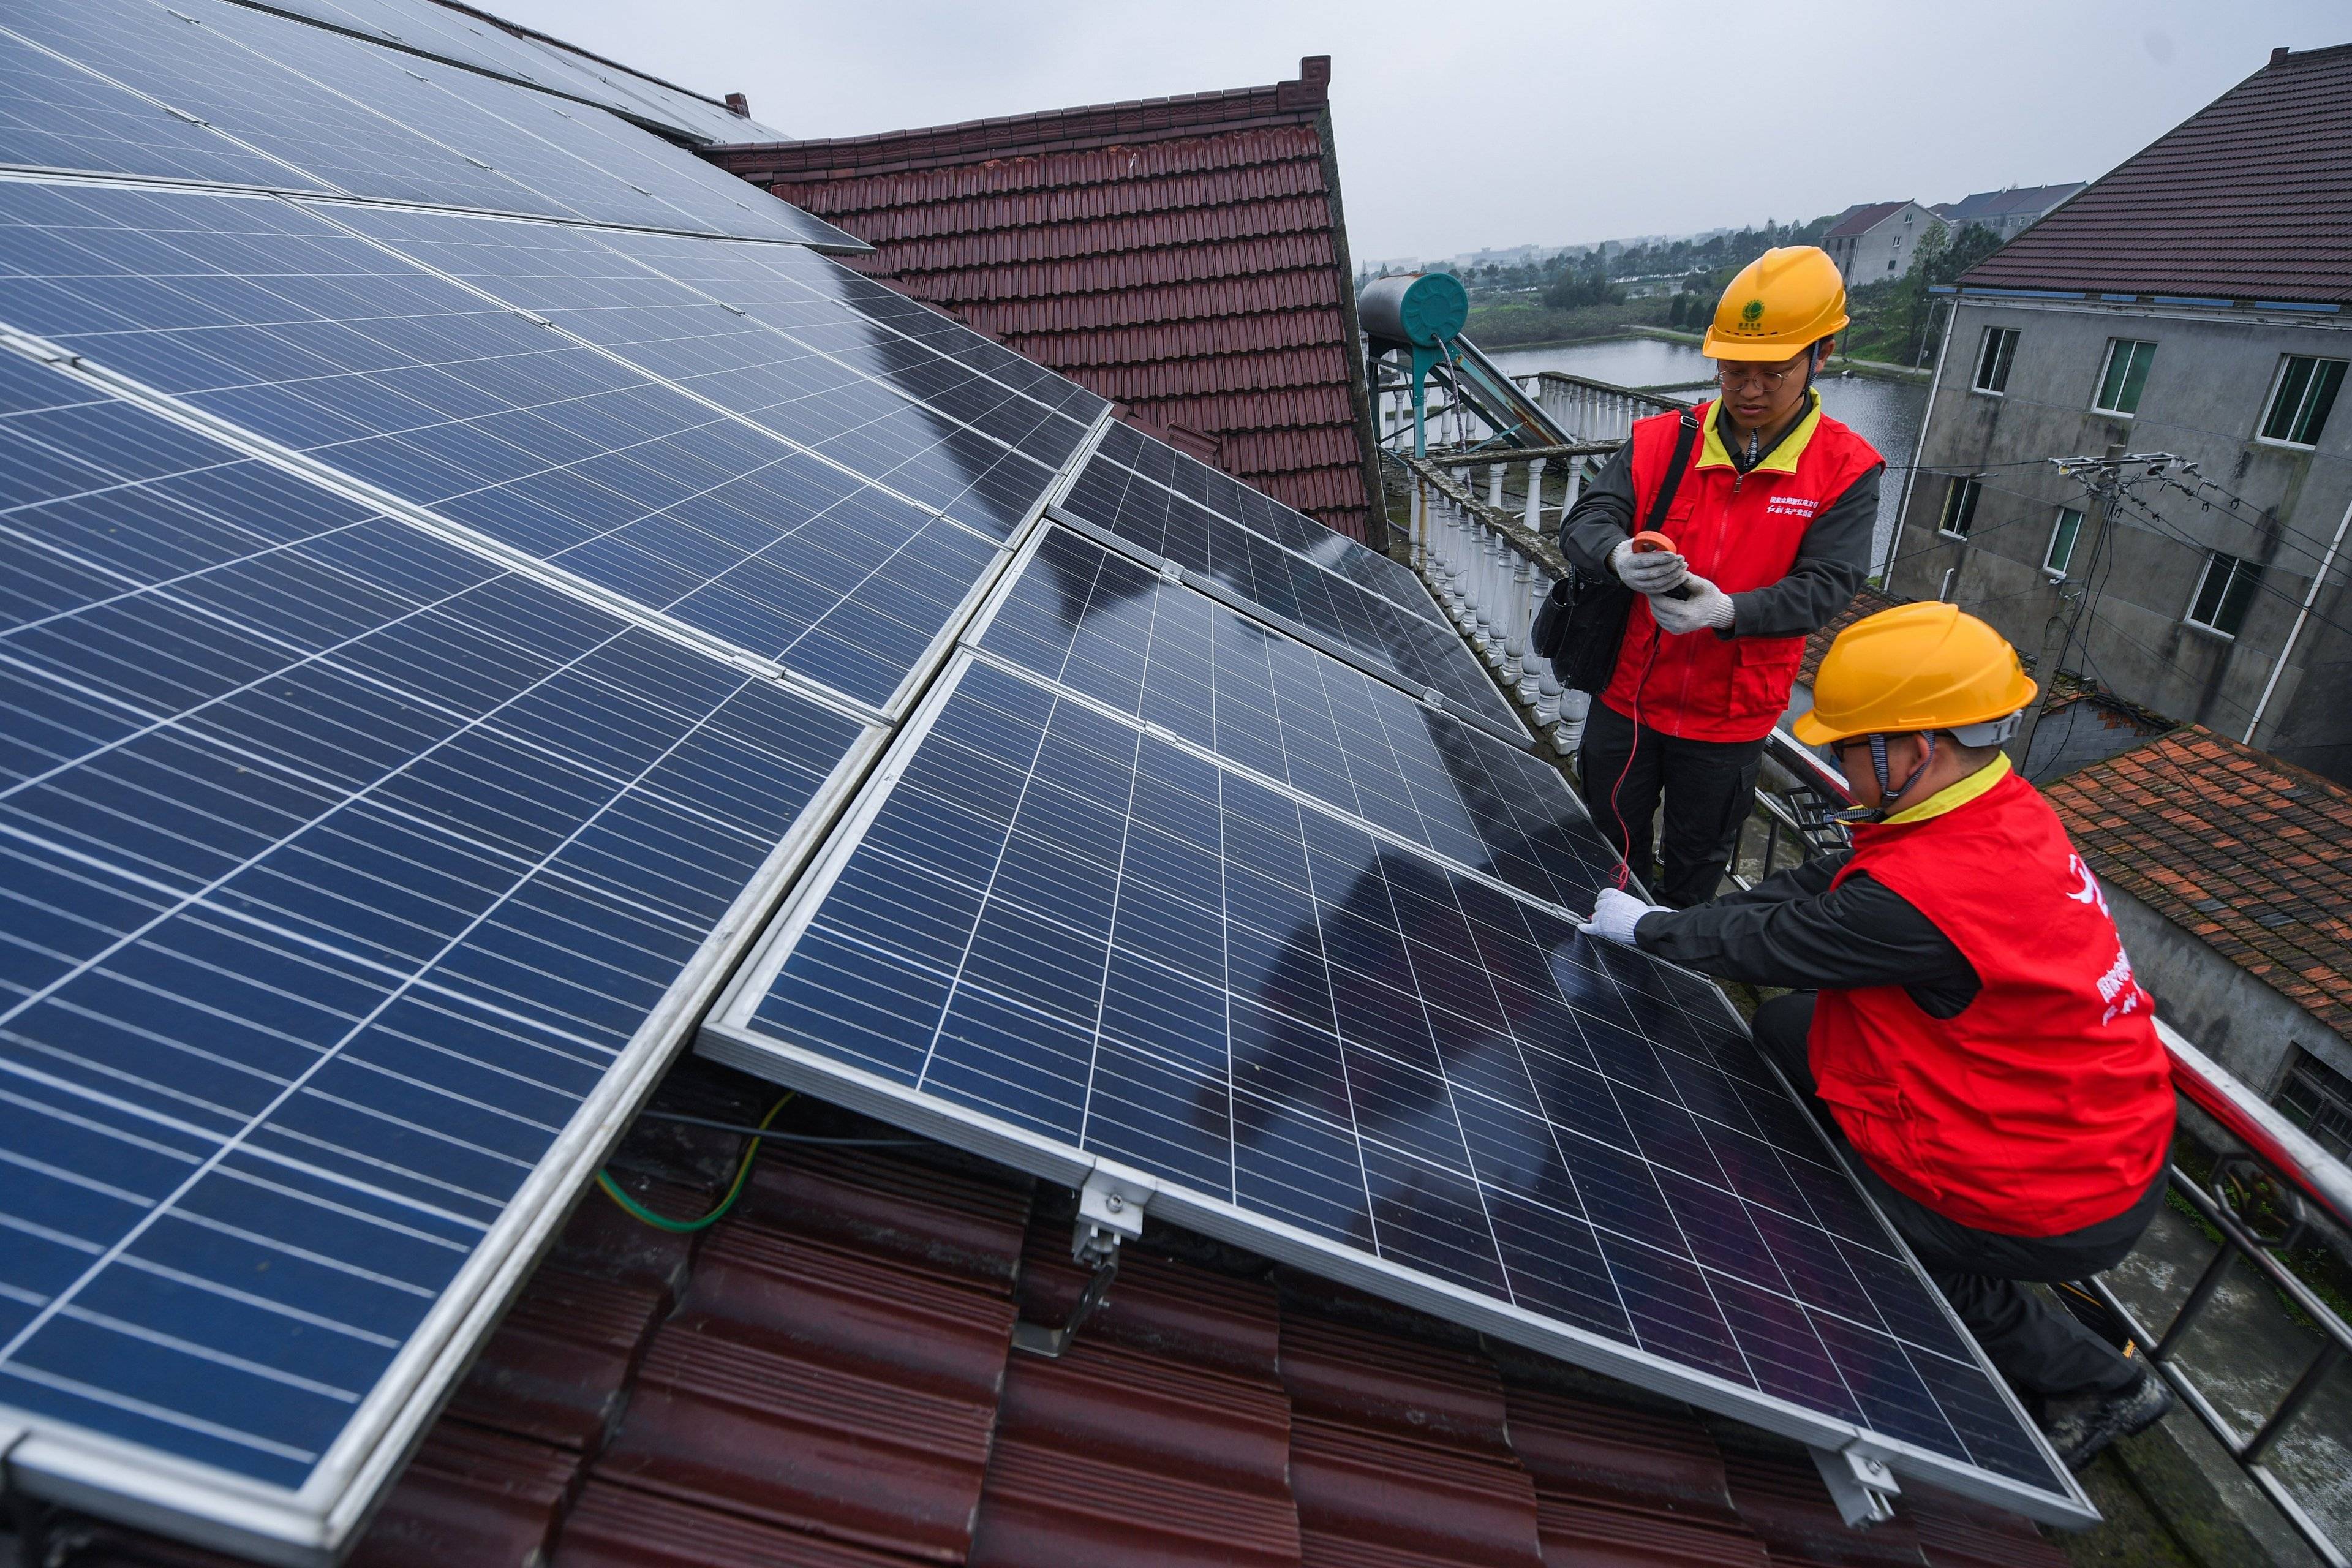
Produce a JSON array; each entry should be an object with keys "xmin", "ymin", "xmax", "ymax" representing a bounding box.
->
[
  {"xmin": 1557, "ymin": 247, "xmax": 1881, "ymax": 907},
  {"xmin": 1583, "ymin": 604, "xmax": 2178, "ymax": 1472}
]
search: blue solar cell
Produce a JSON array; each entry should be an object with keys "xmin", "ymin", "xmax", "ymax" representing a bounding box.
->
[
  {"xmin": 5, "ymin": 0, "xmax": 848, "ymax": 244},
  {"xmin": 718, "ymin": 652, "xmax": 2071, "ymax": 1502},
  {"xmin": 0, "ymin": 21, "xmax": 307, "ymax": 187},
  {"xmin": 979, "ymin": 528, "xmax": 1610, "ymax": 910},
  {"xmin": 316, "ymin": 205, "xmax": 1069, "ymax": 536},
  {"xmin": 0, "ymin": 179, "xmax": 998, "ymax": 707},
  {"xmin": 1060, "ymin": 446, "xmax": 1522, "ymax": 732},
  {"xmin": 1094, "ymin": 420, "xmax": 1441, "ymax": 617},
  {"xmin": 0, "ymin": 351, "xmax": 872, "ymax": 1486}
]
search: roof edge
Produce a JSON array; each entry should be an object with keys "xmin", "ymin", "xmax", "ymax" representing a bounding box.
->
[{"xmin": 706, "ymin": 56, "xmax": 1332, "ymax": 173}]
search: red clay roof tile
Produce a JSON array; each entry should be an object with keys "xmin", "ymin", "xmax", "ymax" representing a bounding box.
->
[
  {"xmin": 2046, "ymin": 725, "xmax": 2352, "ymax": 1046},
  {"xmin": 703, "ymin": 62, "xmax": 1379, "ymax": 540},
  {"xmin": 1960, "ymin": 43, "xmax": 2352, "ymax": 304}
]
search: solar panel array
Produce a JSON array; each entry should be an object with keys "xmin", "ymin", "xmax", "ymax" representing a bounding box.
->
[
  {"xmin": 0, "ymin": 0, "xmax": 2091, "ymax": 1553},
  {"xmin": 709, "ymin": 649, "xmax": 2078, "ymax": 1517}
]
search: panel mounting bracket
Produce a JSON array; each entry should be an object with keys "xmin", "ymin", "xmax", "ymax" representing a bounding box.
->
[
  {"xmin": 1011, "ymin": 1167, "xmax": 1153, "ymax": 1359},
  {"xmin": 1811, "ymin": 1442, "xmax": 1901, "ymax": 1528}
]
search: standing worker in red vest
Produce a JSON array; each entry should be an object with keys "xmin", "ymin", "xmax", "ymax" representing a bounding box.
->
[
  {"xmin": 1583, "ymin": 603, "xmax": 2177, "ymax": 1469},
  {"xmin": 1560, "ymin": 247, "xmax": 1880, "ymax": 905}
]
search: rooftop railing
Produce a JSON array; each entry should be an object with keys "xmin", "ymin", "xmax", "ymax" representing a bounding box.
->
[{"xmin": 1387, "ymin": 453, "xmax": 2351, "ymax": 1562}]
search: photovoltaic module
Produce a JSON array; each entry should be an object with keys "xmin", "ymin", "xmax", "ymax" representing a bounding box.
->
[{"xmin": 0, "ymin": 0, "xmax": 2093, "ymax": 1553}]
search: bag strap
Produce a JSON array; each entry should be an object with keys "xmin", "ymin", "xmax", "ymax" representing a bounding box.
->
[{"xmin": 1642, "ymin": 410, "xmax": 1702, "ymax": 533}]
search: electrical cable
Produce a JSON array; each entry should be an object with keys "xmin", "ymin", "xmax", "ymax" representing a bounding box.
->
[
  {"xmin": 634, "ymin": 1110, "xmax": 927, "ymax": 1147},
  {"xmin": 595, "ymin": 1093, "xmax": 794, "ymax": 1234}
]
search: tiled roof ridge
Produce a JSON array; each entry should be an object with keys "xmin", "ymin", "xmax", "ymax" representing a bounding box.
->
[{"xmin": 710, "ymin": 57, "xmax": 1333, "ymax": 170}]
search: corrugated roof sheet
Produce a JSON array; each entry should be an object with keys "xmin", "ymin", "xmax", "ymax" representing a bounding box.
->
[
  {"xmin": 2045, "ymin": 725, "xmax": 2352, "ymax": 1047},
  {"xmin": 48, "ymin": 1071, "xmax": 2074, "ymax": 1568},
  {"xmin": 1959, "ymin": 43, "xmax": 2352, "ymax": 304},
  {"xmin": 702, "ymin": 61, "xmax": 1382, "ymax": 541},
  {"xmin": 1933, "ymin": 184, "xmax": 2086, "ymax": 224}
]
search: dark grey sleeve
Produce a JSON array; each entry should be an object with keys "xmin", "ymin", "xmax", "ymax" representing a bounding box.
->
[
  {"xmin": 1630, "ymin": 866, "xmax": 1979, "ymax": 1016},
  {"xmin": 1698, "ymin": 850, "xmax": 1846, "ymax": 910},
  {"xmin": 1555, "ymin": 442, "xmax": 1635, "ymax": 577},
  {"xmin": 1726, "ymin": 464, "xmax": 1882, "ymax": 639}
]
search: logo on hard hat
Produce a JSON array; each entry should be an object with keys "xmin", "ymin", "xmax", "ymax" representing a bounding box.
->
[{"xmin": 1740, "ymin": 298, "xmax": 1765, "ymax": 325}]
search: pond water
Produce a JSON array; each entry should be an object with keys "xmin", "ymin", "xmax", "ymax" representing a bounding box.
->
[{"xmin": 1488, "ymin": 338, "xmax": 1928, "ymax": 568}]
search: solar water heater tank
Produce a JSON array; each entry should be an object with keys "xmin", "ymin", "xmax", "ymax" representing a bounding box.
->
[{"xmin": 1357, "ymin": 270, "xmax": 1468, "ymax": 349}]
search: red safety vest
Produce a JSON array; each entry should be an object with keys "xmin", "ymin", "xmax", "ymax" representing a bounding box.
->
[
  {"xmin": 1602, "ymin": 398, "xmax": 1882, "ymax": 742},
  {"xmin": 1808, "ymin": 769, "xmax": 2175, "ymax": 1236}
]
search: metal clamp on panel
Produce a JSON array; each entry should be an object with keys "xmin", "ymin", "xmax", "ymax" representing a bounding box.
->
[
  {"xmin": 1011, "ymin": 1166, "xmax": 1154, "ymax": 1359},
  {"xmin": 1810, "ymin": 1442, "xmax": 1900, "ymax": 1528}
]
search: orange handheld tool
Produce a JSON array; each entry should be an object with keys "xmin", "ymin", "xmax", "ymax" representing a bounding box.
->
[{"xmin": 1629, "ymin": 530, "xmax": 1677, "ymax": 554}]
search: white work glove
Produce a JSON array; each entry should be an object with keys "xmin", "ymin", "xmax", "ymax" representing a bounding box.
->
[
  {"xmin": 1609, "ymin": 538, "xmax": 1689, "ymax": 595},
  {"xmin": 1648, "ymin": 573, "xmax": 1736, "ymax": 635},
  {"xmin": 1583, "ymin": 886, "xmax": 1665, "ymax": 945}
]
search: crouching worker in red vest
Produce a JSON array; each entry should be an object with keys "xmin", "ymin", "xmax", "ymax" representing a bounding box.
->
[
  {"xmin": 1583, "ymin": 604, "xmax": 2177, "ymax": 1471},
  {"xmin": 1560, "ymin": 246, "xmax": 1879, "ymax": 906}
]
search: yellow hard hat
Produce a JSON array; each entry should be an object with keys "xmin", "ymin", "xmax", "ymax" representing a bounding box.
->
[
  {"xmin": 1792, "ymin": 602, "xmax": 2039, "ymax": 746},
  {"xmin": 1703, "ymin": 246, "xmax": 1850, "ymax": 362}
]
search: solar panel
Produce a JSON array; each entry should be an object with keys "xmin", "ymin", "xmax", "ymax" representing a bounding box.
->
[
  {"xmin": 0, "ymin": 179, "xmax": 1006, "ymax": 710},
  {"xmin": 976, "ymin": 527, "xmax": 1612, "ymax": 912},
  {"xmin": 1058, "ymin": 442, "xmax": 1525, "ymax": 737},
  {"xmin": 0, "ymin": 344, "xmax": 880, "ymax": 1523},
  {"xmin": 4, "ymin": 0, "xmax": 850, "ymax": 244},
  {"xmin": 1095, "ymin": 419, "xmax": 1442, "ymax": 620},
  {"xmin": 703, "ymin": 650, "xmax": 2089, "ymax": 1528},
  {"xmin": 311, "ymin": 206, "xmax": 1082, "ymax": 519},
  {"xmin": 0, "ymin": 23, "xmax": 309, "ymax": 189}
]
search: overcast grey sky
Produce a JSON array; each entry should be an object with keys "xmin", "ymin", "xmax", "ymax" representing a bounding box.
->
[{"xmin": 490, "ymin": 0, "xmax": 2348, "ymax": 263}]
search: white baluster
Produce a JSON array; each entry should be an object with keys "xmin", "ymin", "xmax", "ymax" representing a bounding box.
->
[
  {"xmin": 1523, "ymin": 458, "xmax": 1547, "ymax": 536},
  {"xmin": 1562, "ymin": 455, "xmax": 1584, "ymax": 514},
  {"xmin": 1554, "ymin": 690, "xmax": 1591, "ymax": 754},
  {"xmin": 1478, "ymin": 528, "xmax": 1506, "ymax": 664},
  {"xmin": 1500, "ymin": 548, "xmax": 1532, "ymax": 685},
  {"xmin": 1519, "ymin": 567, "xmax": 1549, "ymax": 706},
  {"xmin": 1487, "ymin": 463, "xmax": 1504, "ymax": 508}
]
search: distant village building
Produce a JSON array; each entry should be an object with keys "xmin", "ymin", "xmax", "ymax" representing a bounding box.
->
[
  {"xmin": 1820, "ymin": 200, "xmax": 1947, "ymax": 284},
  {"xmin": 1885, "ymin": 42, "xmax": 2352, "ymax": 786},
  {"xmin": 1934, "ymin": 182, "xmax": 2086, "ymax": 239}
]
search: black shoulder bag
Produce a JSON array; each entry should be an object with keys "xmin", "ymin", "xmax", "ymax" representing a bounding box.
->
[{"xmin": 1529, "ymin": 410, "xmax": 1700, "ymax": 694}]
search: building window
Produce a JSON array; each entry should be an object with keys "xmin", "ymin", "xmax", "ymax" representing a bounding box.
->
[
  {"xmin": 1973, "ymin": 327, "xmax": 2019, "ymax": 394},
  {"xmin": 2185, "ymin": 550, "xmax": 2260, "ymax": 637},
  {"xmin": 1886, "ymin": 257, "xmax": 1898, "ymax": 272},
  {"xmin": 2045, "ymin": 507, "xmax": 2084, "ymax": 577},
  {"xmin": 2258, "ymin": 355, "xmax": 2347, "ymax": 446},
  {"xmin": 2278, "ymin": 1047, "xmax": 2352, "ymax": 1161},
  {"xmin": 1939, "ymin": 477, "xmax": 1982, "ymax": 539},
  {"xmin": 2094, "ymin": 338, "xmax": 2157, "ymax": 415}
]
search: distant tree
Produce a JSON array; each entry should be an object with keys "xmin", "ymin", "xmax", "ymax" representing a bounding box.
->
[{"xmin": 1544, "ymin": 254, "xmax": 1620, "ymax": 309}]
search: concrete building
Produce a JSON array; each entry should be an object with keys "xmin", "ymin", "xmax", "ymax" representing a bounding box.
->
[
  {"xmin": 1885, "ymin": 43, "xmax": 2352, "ymax": 785},
  {"xmin": 1820, "ymin": 200, "xmax": 1946, "ymax": 284},
  {"xmin": 1933, "ymin": 183, "xmax": 2086, "ymax": 240}
]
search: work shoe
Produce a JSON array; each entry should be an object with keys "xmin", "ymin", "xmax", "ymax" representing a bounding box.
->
[{"xmin": 2043, "ymin": 1365, "xmax": 2174, "ymax": 1470}]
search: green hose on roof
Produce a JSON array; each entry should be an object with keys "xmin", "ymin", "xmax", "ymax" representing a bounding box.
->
[{"xmin": 595, "ymin": 1092, "xmax": 793, "ymax": 1233}]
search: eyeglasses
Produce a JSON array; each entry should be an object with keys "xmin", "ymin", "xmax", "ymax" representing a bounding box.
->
[{"xmin": 1716, "ymin": 364, "xmax": 1799, "ymax": 393}]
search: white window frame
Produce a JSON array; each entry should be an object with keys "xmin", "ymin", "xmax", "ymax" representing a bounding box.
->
[
  {"xmin": 1938, "ymin": 477, "xmax": 1982, "ymax": 541},
  {"xmin": 2255, "ymin": 352, "xmax": 2349, "ymax": 449},
  {"xmin": 1972, "ymin": 326, "xmax": 2019, "ymax": 396},
  {"xmin": 2184, "ymin": 549, "xmax": 2258, "ymax": 639},
  {"xmin": 2093, "ymin": 337, "xmax": 2157, "ymax": 417},
  {"xmin": 2044, "ymin": 506, "xmax": 2084, "ymax": 579}
]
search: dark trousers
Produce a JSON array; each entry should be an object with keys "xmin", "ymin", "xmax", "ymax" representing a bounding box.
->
[
  {"xmin": 1578, "ymin": 698, "xmax": 1766, "ymax": 907},
  {"xmin": 1754, "ymin": 992, "xmax": 2157, "ymax": 1399}
]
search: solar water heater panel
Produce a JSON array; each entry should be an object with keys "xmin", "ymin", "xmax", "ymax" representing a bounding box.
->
[
  {"xmin": 703, "ymin": 653, "xmax": 2088, "ymax": 1529},
  {"xmin": 0, "ymin": 180, "xmax": 992, "ymax": 709},
  {"xmin": 0, "ymin": 345, "xmax": 875, "ymax": 1519},
  {"xmin": 978, "ymin": 528, "xmax": 1611, "ymax": 911}
]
